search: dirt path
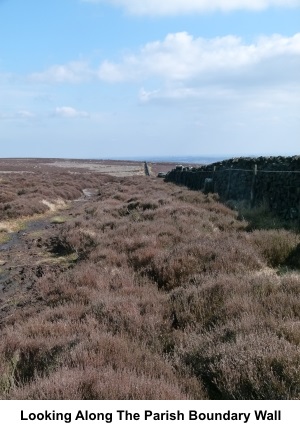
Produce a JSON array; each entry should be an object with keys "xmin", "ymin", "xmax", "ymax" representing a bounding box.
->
[
  {"xmin": 0, "ymin": 188, "xmax": 96, "ymax": 325},
  {"xmin": 0, "ymin": 215, "xmax": 60, "ymax": 316}
]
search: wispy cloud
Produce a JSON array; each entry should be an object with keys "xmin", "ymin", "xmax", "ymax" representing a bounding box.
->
[
  {"xmin": 97, "ymin": 60, "xmax": 129, "ymax": 82},
  {"xmin": 82, "ymin": 0, "xmax": 300, "ymax": 15},
  {"xmin": 0, "ymin": 110, "xmax": 36, "ymax": 121},
  {"xmin": 54, "ymin": 106, "xmax": 89, "ymax": 118},
  {"xmin": 29, "ymin": 61, "xmax": 91, "ymax": 84},
  {"xmin": 138, "ymin": 86, "xmax": 236, "ymax": 103},
  {"xmin": 17, "ymin": 110, "xmax": 36, "ymax": 119}
]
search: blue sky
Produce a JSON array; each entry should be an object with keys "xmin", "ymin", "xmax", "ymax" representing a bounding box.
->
[{"xmin": 0, "ymin": 0, "xmax": 300, "ymax": 159}]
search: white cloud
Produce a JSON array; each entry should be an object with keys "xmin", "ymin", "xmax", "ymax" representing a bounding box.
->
[
  {"xmin": 139, "ymin": 86, "xmax": 236, "ymax": 103},
  {"xmin": 29, "ymin": 33, "xmax": 300, "ymax": 89},
  {"xmin": 27, "ymin": 32, "xmax": 300, "ymax": 109},
  {"xmin": 17, "ymin": 110, "xmax": 36, "ymax": 119},
  {"xmin": 82, "ymin": 0, "xmax": 300, "ymax": 15},
  {"xmin": 98, "ymin": 32, "xmax": 300, "ymax": 84},
  {"xmin": 128, "ymin": 32, "xmax": 300, "ymax": 118},
  {"xmin": 0, "ymin": 110, "xmax": 36, "ymax": 120},
  {"xmin": 30, "ymin": 61, "xmax": 91, "ymax": 84},
  {"xmin": 54, "ymin": 106, "xmax": 89, "ymax": 118},
  {"xmin": 97, "ymin": 60, "xmax": 128, "ymax": 82}
]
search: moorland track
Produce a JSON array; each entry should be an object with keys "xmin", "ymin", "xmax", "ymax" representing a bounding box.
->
[
  {"xmin": 0, "ymin": 188, "xmax": 96, "ymax": 325},
  {"xmin": 0, "ymin": 215, "xmax": 62, "ymax": 323}
]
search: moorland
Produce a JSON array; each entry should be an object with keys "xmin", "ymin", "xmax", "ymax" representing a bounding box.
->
[{"xmin": 0, "ymin": 158, "xmax": 299, "ymax": 400}]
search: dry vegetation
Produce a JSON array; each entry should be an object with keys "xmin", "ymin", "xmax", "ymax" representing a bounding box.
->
[{"xmin": 0, "ymin": 159, "xmax": 299, "ymax": 400}]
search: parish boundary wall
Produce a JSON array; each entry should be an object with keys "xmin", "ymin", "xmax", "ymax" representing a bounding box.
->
[{"xmin": 165, "ymin": 156, "xmax": 300, "ymax": 219}]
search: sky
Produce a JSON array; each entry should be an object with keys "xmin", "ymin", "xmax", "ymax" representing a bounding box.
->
[{"xmin": 0, "ymin": 0, "xmax": 300, "ymax": 159}]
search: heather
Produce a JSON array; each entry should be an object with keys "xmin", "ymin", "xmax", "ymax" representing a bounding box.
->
[{"xmin": 0, "ymin": 165, "xmax": 299, "ymax": 399}]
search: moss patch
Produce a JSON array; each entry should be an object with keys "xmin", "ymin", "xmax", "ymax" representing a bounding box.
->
[{"xmin": 50, "ymin": 216, "xmax": 68, "ymax": 225}]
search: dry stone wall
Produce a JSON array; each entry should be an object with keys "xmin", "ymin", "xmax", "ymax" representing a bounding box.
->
[{"xmin": 165, "ymin": 156, "xmax": 300, "ymax": 219}]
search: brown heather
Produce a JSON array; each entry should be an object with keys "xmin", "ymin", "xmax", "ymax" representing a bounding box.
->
[{"xmin": 0, "ymin": 164, "xmax": 300, "ymax": 399}]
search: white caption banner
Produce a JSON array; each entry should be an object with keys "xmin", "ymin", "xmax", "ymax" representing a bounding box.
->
[{"xmin": 0, "ymin": 400, "xmax": 299, "ymax": 429}]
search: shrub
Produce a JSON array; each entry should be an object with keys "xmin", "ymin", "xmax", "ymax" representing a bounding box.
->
[
  {"xmin": 1, "ymin": 163, "xmax": 299, "ymax": 400},
  {"xmin": 184, "ymin": 330, "xmax": 300, "ymax": 400},
  {"xmin": 250, "ymin": 229, "xmax": 299, "ymax": 267}
]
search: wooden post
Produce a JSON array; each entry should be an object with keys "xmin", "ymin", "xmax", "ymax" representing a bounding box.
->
[
  {"xmin": 250, "ymin": 164, "xmax": 257, "ymax": 207},
  {"xmin": 226, "ymin": 167, "xmax": 232, "ymax": 200},
  {"xmin": 213, "ymin": 166, "xmax": 216, "ymax": 193}
]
